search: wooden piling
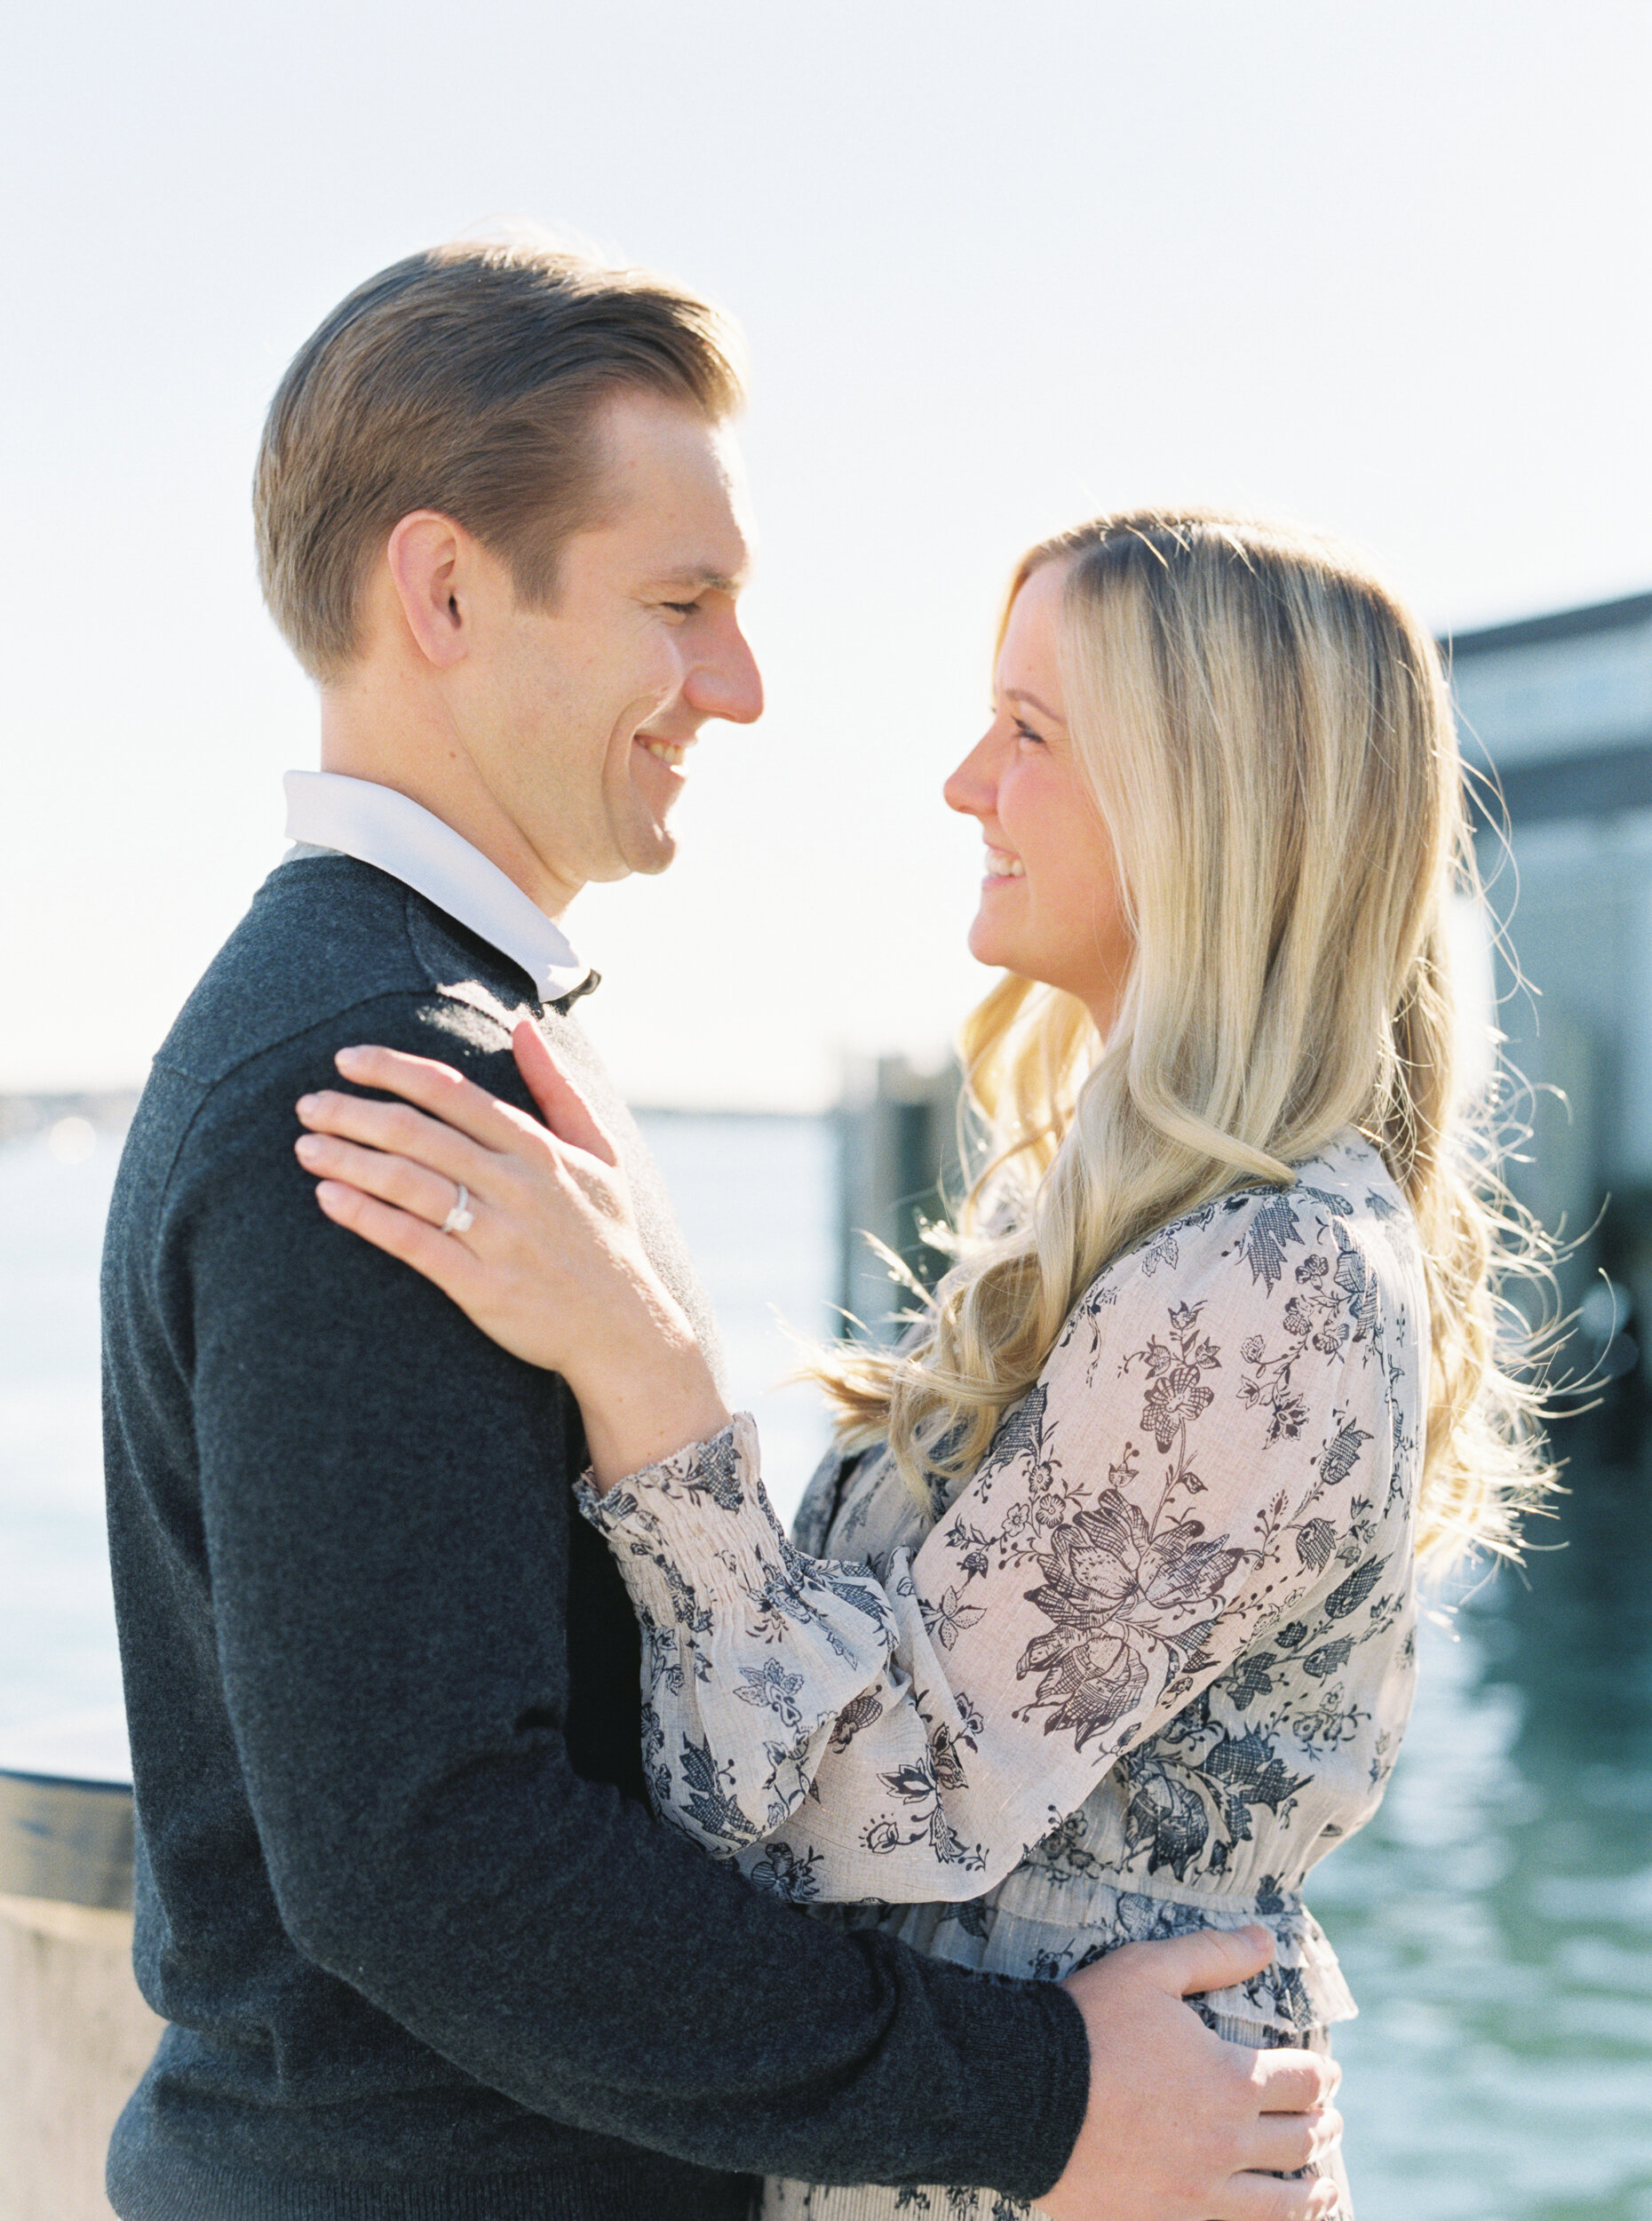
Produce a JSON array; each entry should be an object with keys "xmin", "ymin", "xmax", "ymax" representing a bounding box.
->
[{"xmin": 0, "ymin": 1757, "xmax": 159, "ymax": 2221}]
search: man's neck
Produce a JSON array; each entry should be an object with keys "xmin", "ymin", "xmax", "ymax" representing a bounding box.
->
[
  {"xmin": 319, "ymin": 689, "xmax": 578, "ymax": 927},
  {"xmin": 282, "ymin": 770, "xmax": 593, "ymax": 1006}
]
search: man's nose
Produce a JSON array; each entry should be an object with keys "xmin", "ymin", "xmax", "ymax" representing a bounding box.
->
[
  {"xmin": 688, "ymin": 617, "xmax": 764, "ymax": 727},
  {"xmin": 944, "ymin": 729, "xmax": 998, "ymax": 818}
]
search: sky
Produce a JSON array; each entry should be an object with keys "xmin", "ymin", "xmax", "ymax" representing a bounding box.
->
[{"xmin": 4, "ymin": 0, "xmax": 1650, "ymax": 1106}]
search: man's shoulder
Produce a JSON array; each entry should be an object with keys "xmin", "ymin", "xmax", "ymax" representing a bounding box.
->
[
  {"xmin": 155, "ymin": 855, "xmax": 524, "ymax": 1095},
  {"xmin": 113, "ymin": 856, "xmax": 538, "ymax": 1228}
]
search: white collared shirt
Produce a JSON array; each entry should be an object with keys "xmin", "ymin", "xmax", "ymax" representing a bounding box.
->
[{"xmin": 282, "ymin": 771, "xmax": 591, "ymax": 1003}]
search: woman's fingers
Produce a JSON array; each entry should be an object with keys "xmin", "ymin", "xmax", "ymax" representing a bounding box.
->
[
  {"xmin": 296, "ymin": 1130, "xmax": 469, "ymax": 1230},
  {"xmin": 331, "ymin": 1044, "xmax": 538, "ymax": 1153},
  {"xmin": 295, "ymin": 1028, "xmax": 653, "ymax": 1383},
  {"xmin": 512, "ymin": 1022, "xmax": 619, "ymax": 1165},
  {"xmin": 316, "ymin": 1035, "xmax": 616, "ymax": 1180},
  {"xmin": 296, "ymin": 1087, "xmax": 497, "ymax": 1193},
  {"xmin": 313, "ymin": 1179, "xmax": 484, "ymax": 1304}
]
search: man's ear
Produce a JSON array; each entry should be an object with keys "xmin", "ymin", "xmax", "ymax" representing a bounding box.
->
[{"xmin": 385, "ymin": 511, "xmax": 473, "ymax": 670}]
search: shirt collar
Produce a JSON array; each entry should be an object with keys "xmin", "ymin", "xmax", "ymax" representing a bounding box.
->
[{"xmin": 282, "ymin": 770, "xmax": 592, "ymax": 1004}]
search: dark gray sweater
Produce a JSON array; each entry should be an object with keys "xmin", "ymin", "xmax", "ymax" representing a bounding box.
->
[{"xmin": 100, "ymin": 854, "xmax": 1089, "ymax": 2220}]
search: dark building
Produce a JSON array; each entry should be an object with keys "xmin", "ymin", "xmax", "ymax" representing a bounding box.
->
[{"xmin": 1451, "ymin": 589, "xmax": 1652, "ymax": 1347}]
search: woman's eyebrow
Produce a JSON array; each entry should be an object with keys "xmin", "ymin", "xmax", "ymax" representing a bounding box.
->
[{"xmin": 1005, "ymin": 687, "xmax": 1067, "ymax": 723}]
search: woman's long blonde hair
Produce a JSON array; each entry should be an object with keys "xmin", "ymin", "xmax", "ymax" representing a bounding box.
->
[{"xmin": 818, "ymin": 510, "xmax": 1551, "ymax": 1568}]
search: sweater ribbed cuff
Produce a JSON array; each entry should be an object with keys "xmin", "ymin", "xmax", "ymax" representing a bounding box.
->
[{"xmin": 938, "ymin": 1965, "xmax": 1092, "ymax": 2205}]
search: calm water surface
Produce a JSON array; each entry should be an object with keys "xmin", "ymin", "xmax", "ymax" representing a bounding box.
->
[{"xmin": 2, "ymin": 1117, "xmax": 1648, "ymax": 2217}]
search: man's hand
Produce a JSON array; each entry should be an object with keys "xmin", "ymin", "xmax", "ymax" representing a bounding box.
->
[{"xmin": 1041, "ymin": 1925, "xmax": 1342, "ymax": 2221}]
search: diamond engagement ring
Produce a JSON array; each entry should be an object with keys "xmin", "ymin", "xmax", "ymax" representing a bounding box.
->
[{"xmin": 441, "ymin": 1183, "xmax": 474, "ymax": 1236}]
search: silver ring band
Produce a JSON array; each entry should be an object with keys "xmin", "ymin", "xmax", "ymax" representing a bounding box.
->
[{"xmin": 441, "ymin": 1182, "xmax": 474, "ymax": 1236}]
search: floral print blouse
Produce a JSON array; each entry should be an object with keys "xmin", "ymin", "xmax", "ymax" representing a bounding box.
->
[{"xmin": 578, "ymin": 1132, "xmax": 1425, "ymax": 2043}]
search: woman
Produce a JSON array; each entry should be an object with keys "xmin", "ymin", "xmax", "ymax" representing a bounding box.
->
[{"xmin": 293, "ymin": 513, "xmax": 1546, "ymax": 2219}]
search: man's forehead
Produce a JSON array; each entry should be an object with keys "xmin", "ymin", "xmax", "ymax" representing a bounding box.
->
[
  {"xmin": 589, "ymin": 394, "xmax": 754, "ymax": 582},
  {"xmin": 619, "ymin": 492, "xmax": 754, "ymax": 593}
]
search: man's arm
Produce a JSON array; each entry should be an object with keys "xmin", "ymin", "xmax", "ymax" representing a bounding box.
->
[{"xmin": 169, "ymin": 991, "xmax": 1087, "ymax": 2201}]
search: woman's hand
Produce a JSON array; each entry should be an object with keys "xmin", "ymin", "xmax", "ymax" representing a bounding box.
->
[{"xmin": 292, "ymin": 1023, "xmax": 730, "ymax": 1488}]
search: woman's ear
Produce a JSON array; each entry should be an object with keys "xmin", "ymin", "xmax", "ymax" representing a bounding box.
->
[{"xmin": 385, "ymin": 510, "xmax": 471, "ymax": 670}]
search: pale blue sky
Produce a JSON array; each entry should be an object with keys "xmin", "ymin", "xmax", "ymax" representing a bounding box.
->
[{"xmin": 5, "ymin": 1, "xmax": 1649, "ymax": 1103}]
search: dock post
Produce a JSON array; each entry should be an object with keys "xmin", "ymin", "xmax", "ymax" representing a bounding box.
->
[
  {"xmin": 0, "ymin": 1749, "xmax": 160, "ymax": 2220},
  {"xmin": 837, "ymin": 1055, "xmax": 962, "ymax": 1341}
]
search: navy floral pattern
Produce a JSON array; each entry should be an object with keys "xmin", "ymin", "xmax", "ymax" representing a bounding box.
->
[{"xmin": 578, "ymin": 1134, "xmax": 1423, "ymax": 2221}]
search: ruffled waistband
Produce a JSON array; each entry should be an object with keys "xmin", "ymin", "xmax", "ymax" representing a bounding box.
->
[{"xmin": 830, "ymin": 1872, "xmax": 1356, "ymax": 2034}]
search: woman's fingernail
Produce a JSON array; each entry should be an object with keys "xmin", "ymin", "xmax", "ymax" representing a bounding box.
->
[
  {"xmin": 296, "ymin": 1095, "xmax": 319, "ymax": 1115},
  {"xmin": 295, "ymin": 1135, "xmax": 322, "ymax": 1161},
  {"xmin": 336, "ymin": 1047, "xmax": 367, "ymax": 1071}
]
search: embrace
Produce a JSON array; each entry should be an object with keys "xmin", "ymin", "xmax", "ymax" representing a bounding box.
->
[{"xmin": 101, "ymin": 238, "xmax": 1543, "ymax": 2221}]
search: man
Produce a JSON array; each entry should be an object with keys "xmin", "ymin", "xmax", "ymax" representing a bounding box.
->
[{"xmin": 101, "ymin": 238, "xmax": 1339, "ymax": 2220}]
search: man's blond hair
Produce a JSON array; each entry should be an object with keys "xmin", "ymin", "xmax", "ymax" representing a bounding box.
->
[{"xmin": 254, "ymin": 238, "xmax": 745, "ymax": 680}]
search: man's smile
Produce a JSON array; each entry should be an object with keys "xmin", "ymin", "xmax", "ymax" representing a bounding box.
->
[{"xmin": 638, "ymin": 736, "xmax": 689, "ymax": 768}]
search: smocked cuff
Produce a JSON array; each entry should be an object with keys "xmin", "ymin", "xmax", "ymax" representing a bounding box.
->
[{"xmin": 575, "ymin": 1413, "xmax": 795, "ymax": 1587}]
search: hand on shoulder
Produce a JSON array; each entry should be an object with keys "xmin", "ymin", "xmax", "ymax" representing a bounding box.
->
[{"xmin": 292, "ymin": 1023, "xmax": 730, "ymax": 1485}]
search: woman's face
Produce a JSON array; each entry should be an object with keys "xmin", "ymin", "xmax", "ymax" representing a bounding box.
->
[{"xmin": 944, "ymin": 557, "xmax": 1134, "ymax": 1031}]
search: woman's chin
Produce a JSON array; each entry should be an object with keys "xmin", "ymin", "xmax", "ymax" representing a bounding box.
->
[{"xmin": 965, "ymin": 919, "xmax": 1009, "ymax": 969}]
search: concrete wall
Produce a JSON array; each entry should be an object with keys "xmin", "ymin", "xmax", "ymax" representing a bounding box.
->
[{"xmin": 0, "ymin": 1895, "xmax": 162, "ymax": 2221}]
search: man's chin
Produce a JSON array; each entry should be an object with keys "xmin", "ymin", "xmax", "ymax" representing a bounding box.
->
[
  {"xmin": 620, "ymin": 818, "xmax": 679, "ymax": 878},
  {"xmin": 579, "ymin": 826, "xmax": 677, "ymax": 888}
]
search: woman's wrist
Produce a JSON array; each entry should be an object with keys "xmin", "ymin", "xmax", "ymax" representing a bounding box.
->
[{"xmin": 574, "ymin": 1324, "xmax": 732, "ymax": 1495}]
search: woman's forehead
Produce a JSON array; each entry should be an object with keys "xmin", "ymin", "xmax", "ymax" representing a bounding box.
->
[{"xmin": 996, "ymin": 561, "xmax": 1070, "ymax": 698}]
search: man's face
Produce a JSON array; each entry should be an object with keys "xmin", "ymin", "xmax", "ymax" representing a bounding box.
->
[{"xmin": 463, "ymin": 390, "xmax": 762, "ymax": 911}]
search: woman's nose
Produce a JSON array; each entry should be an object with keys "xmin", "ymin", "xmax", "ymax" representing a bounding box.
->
[{"xmin": 944, "ymin": 730, "xmax": 998, "ymax": 819}]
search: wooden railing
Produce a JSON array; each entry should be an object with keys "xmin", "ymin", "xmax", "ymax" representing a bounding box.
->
[{"xmin": 0, "ymin": 1744, "xmax": 162, "ymax": 2221}]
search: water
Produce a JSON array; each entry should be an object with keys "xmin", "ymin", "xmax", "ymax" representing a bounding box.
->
[
  {"xmin": 0, "ymin": 1112, "xmax": 838, "ymax": 1745},
  {"xmin": 0, "ymin": 1123, "xmax": 124, "ymax": 1739},
  {"xmin": 1323, "ymin": 1438, "xmax": 1652, "ymax": 2216},
  {"xmin": 2, "ymin": 1118, "xmax": 1648, "ymax": 2217}
]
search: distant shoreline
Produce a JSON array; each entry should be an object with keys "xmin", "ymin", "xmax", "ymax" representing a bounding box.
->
[
  {"xmin": 0, "ymin": 1092, "xmax": 822, "ymax": 1144},
  {"xmin": 0, "ymin": 1091, "xmax": 141, "ymax": 1143}
]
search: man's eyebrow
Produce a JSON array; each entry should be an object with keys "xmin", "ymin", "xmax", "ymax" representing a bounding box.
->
[
  {"xmin": 648, "ymin": 564, "xmax": 747, "ymax": 594},
  {"xmin": 1004, "ymin": 687, "xmax": 1067, "ymax": 723}
]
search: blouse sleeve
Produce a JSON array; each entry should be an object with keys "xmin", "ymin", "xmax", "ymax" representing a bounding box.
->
[{"xmin": 576, "ymin": 1187, "xmax": 1394, "ymax": 1904}]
